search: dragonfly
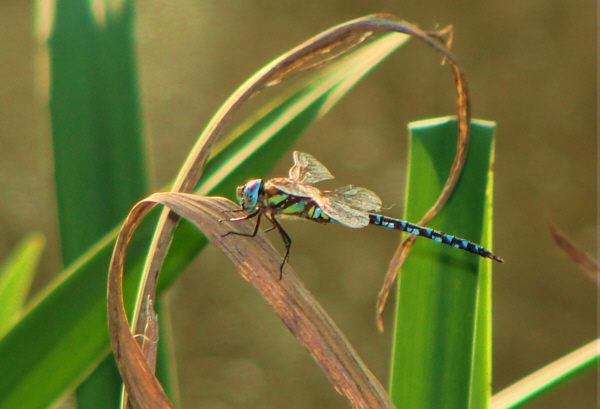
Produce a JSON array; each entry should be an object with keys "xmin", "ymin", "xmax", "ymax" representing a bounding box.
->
[{"xmin": 223, "ymin": 151, "xmax": 503, "ymax": 277}]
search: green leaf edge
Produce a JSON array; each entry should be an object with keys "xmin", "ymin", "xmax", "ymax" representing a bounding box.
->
[
  {"xmin": 490, "ymin": 339, "xmax": 599, "ymax": 409},
  {"xmin": 0, "ymin": 233, "xmax": 45, "ymax": 338}
]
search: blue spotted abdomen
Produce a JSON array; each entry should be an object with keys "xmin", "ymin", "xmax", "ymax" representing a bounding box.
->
[{"xmin": 368, "ymin": 214, "xmax": 502, "ymax": 262}]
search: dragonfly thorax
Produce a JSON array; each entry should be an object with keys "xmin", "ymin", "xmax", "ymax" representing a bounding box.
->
[{"xmin": 237, "ymin": 179, "xmax": 265, "ymax": 212}]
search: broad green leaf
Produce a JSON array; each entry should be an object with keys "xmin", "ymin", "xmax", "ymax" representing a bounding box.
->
[
  {"xmin": 75, "ymin": 355, "xmax": 123, "ymax": 408},
  {"xmin": 0, "ymin": 32, "xmax": 409, "ymax": 409},
  {"xmin": 389, "ymin": 118, "xmax": 497, "ymax": 409},
  {"xmin": 46, "ymin": 1, "xmax": 150, "ymax": 407},
  {"xmin": 0, "ymin": 233, "xmax": 45, "ymax": 338},
  {"xmin": 48, "ymin": 0, "xmax": 147, "ymax": 267}
]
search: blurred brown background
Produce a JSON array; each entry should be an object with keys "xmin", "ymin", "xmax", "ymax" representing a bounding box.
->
[{"xmin": 0, "ymin": 1, "xmax": 596, "ymax": 408}]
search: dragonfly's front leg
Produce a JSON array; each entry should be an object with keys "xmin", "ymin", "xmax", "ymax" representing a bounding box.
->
[
  {"xmin": 219, "ymin": 207, "xmax": 252, "ymax": 221},
  {"xmin": 220, "ymin": 208, "xmax": 246, "ymax": 216},
  {"xmin": 265, "ymin": 214, "xmax": 292, "ymax": 279},
  {"xmin": 221, "ymin": 210, "xmax": 262, "ymax": 238}
]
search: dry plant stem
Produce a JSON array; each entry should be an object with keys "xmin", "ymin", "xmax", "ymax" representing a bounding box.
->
[
  {"xmin": 130, "ymin": 13, "xmax": 470, "ymax": 348},
  {"xmin": 108, "ymin": 194, "xmax": 395, "ymax": 409}
]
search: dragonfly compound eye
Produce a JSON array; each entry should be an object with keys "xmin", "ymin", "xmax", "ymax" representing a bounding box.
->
[{"xmin": 242, "ymin": 179, "xmax": 262, "ymax": 211}]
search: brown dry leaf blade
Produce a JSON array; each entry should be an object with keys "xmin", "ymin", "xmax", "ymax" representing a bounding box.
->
[
  {"xmin": 108, "ymin": 198, "xmax": 175, "ymax": 409},
  {"xmin": 108, "ymin": 193, "xmax": 394, "ymax": 409}
]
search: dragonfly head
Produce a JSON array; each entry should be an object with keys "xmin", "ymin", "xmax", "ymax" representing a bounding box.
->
[{"xmin": 236, "ymin": 179, "xmax": 264, "ymax": 212}]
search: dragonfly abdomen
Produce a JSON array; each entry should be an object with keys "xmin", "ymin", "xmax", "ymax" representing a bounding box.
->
[{"xmin": 368, "ymin": 214, "xmax": 503, "ymax": 262}]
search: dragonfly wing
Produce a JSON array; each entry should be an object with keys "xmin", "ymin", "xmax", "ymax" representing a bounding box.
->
[
  {"xmin": 332, "ymin": 185, "xmax": 383, "ymax": 213},
  {"xmin": 289, "ymin": 151, "xmax": 335, "ymax": 184},
  {"xmin": 313, "ymin": 193, "xmax": 370, "ymax": 228},
  {"xmin": 268, "ymin": 178, "xmax": 321, "ymax": 198}
]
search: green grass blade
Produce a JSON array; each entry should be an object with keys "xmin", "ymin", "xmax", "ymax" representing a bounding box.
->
[
  {"xmin": 0, "ymin": 233, "xmax": 45, "ymax": 338},
  {"xmin": 0, "ymin": 32, "xmax": 409, "ymax": 409},
  {"xmin": 389, "ymin": 118, "xmax": 497, "ymax": 409},
  {"xmin": 491, "ymin": 339, "xmax": 599, "ymax": 409},
  {"xmin": 154, "ymin": 298, "xmax": 181, "ymax": 406},
  {"xmin": 470, "ymin": 128, "xmax": 497, "ymax": 409},
  {"xmin": 75, "ymin": 355, "xmax": 123, "ymax": 408},
  {"xmin": 48, "ymin": 0, "xmax": 147, "ymax": 267},
  {"xmin": 46, "ymin": 1, "xmax": 149, "ymax": 407}
]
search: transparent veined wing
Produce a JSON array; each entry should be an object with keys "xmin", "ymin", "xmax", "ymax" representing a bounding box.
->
[
  {"xmin": 289, "ymin": 151, "xmax": 334, "ymax": 184},
  {"xmin": 330, "ymin": 185, "xmax": 382, "ymax": 213},
  {"xmin": 312, "ymin": 193, "xmax": 371, "ymax": 228},
  {"xmin": 267, "ymin": 178, "xmax": 322, "ymax": 199},
  {"xmin": 268, "ymin": 178, "xmax": 371, "ymax": 228}
]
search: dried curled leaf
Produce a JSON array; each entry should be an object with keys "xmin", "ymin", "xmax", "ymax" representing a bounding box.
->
[{"xmin": 108, "ymin": 193, "xmax": 394, "ymax": 409}]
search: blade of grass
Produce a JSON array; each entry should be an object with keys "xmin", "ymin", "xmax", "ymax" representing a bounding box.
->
[
  {"xmin": 0, "ymin": 31, "xmax": 409, "ymax": 409},
  {"xmin": 153, "ymin": 297, "xmax": 181, "ymax": 407},
  {"xmin": 0, "ymin": 218, "xmax": 154, "ymax": 409},
  {"xmin": 388, "ymin": 118, "xmax": 497, "ymax": 409},
  {"xmin": 46, "ymin": 1, "xmax": 150, "ymax": 407},
  {"xmin": 470, "ymin": 127, "xmax": 497, "ymax": 409},
  {"xmin": 0, "ymin": 233, "xmax": 45, "ymax": 338},
  {"xmin": 490, "ymin": 339, "xmax": 599, "ymax": 409},
  {"xmin": 75, "ymin": 355, "xmax": 123, "ymax": 408},
  {"xmin": 48, "ymin": 0, "xmax": 148, "ymax": 267}
]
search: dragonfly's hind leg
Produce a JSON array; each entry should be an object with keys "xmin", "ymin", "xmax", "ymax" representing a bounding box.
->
[
  {"xmin": 265, "ymin": 214, "xmax": 291, "ymax": 279},
  {"xmin": 263, "ymin": 222, "xmax": 276, "ymax": 233}
]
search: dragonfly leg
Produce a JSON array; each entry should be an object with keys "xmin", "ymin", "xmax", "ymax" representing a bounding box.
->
[
  {"xmin": 222, "ymin": 210, "xmax": 262, "ymax": 238},
  {"xmin": 263, "ymin": 218, "xmax": 277, "ymax": 233},
  {"xmin": 265, "ymin": 214, "xmax": 291, "ymax": 279},
  {"xmin": 218, "ymin": 207, "xmax": 249, "ymax": 222},
  {"xmin": 220, "ymin": 207, "xmax": 246, "ymax": 215}
]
